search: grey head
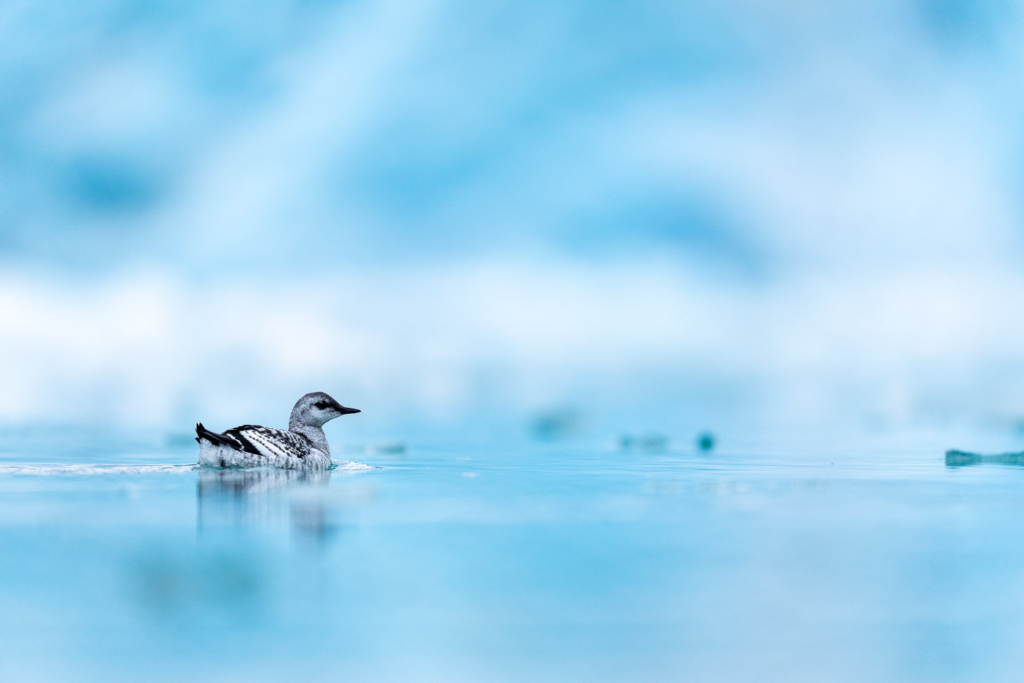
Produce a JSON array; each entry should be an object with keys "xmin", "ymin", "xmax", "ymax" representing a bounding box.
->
[{"xmin": 289, "ymin": 392, "xmax": 360, "ymax": 430}]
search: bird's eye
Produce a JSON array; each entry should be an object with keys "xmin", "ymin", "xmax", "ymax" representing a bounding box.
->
[{"xmin": 314, "ymin": 401, "xmax": 330, "ymax": 410}]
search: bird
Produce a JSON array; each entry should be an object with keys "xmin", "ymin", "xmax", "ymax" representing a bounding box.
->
[{"xmin": 196, "ymin": 392, "xmax": 360, "ymax": 469}]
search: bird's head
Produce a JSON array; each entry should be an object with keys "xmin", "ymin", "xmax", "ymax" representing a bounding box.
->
[{"xmin": 290, "ymin": 391, "xmax": 360, "ymax": 429}]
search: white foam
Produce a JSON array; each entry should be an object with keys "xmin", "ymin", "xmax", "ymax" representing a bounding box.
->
[
  {"xmin": 332, "ymin": 460, "xmax": 381, "ymax": 472},
  {"xmin": 0, "ymin": 461, "xmax": 378, "ymax": 475},
  {"xmin": 0, "ymin": 464, "xmax": 199, "ymax": 475}
]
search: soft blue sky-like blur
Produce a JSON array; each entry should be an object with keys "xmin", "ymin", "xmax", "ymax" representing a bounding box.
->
[{"xmin": 3, "ymin": 0, "xmax": 1024, "ymax": 433}]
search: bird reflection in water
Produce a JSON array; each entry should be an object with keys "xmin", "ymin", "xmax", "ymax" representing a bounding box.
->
[{"xmin": 197, "ymin": 467, "xmax": 338, "ymax": 544}]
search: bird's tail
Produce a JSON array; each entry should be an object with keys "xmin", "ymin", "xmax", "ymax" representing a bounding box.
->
[{"xmin": 195, "ymin": 423, "xmax": 233, "ymax": 447}]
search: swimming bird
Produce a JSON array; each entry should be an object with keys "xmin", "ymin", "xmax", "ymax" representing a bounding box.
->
[{"xmin": 196, "ymin": 392, "xmax": 360, "ymax": 469}]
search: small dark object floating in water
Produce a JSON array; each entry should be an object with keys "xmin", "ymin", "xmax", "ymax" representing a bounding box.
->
[
  {"xmin": 945, "ymin": 449, "xmax": 1024, "ymax": 467},
  {"xmin": 618, "ymin": 434, "xmax": 669, "ymax": 453},
  {"xmin": 531, "ymin": 409, "xmax": 583, "ymax": 441},
  {"xmin": 372, "ymin": 441, "xmax": 407, "ymax": 455},
  {"xmin": 696, "ymin": 432, "xmax": 716, "ymax": 452}
]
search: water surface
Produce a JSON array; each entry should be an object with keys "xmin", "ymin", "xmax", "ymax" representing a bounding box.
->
[{"xmin": 1, "ymin": 426, "xmax": 1023, "ymax": 682}]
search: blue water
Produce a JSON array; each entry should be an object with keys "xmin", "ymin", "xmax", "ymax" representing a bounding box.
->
[{"xmin": 2, "ymin": 426, "xmax": 1024, "ymax": 682}]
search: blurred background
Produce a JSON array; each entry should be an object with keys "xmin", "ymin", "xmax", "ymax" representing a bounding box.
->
[{"xmin": 3, "ymin": 0, "xmax": 1024, "ymax": 437}]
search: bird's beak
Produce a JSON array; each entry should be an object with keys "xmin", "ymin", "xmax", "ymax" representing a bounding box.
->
[{"xmin": 336, "ymin": 405, "xmax": 360, "ymax": 415}]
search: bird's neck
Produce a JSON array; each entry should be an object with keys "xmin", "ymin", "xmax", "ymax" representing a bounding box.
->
[{"xmin": 289, "ymin": 421, "xmax": 329, "ymax": 455}]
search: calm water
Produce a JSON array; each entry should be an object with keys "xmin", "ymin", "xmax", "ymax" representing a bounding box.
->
[{"xmin": 2, "ymin": 425, "xmax": 1024, "ymax": 682}]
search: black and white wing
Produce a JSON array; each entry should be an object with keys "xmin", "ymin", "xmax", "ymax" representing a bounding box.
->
[
  {"xmin": 223, "ymin": 424, "xmax": 314, "ymax": 460},
  {"xmin": 196, "ymin": 422, "xmax": 317, "ymax": 467}
]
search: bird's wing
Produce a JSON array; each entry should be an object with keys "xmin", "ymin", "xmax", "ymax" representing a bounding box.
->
[
  {"xmin": 223, "ymin": 425, "xmax": 313, "ymax": 460},
  {"xmin": 196, "ymin": 422, "xmax": 258, "ymax": 453}
]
